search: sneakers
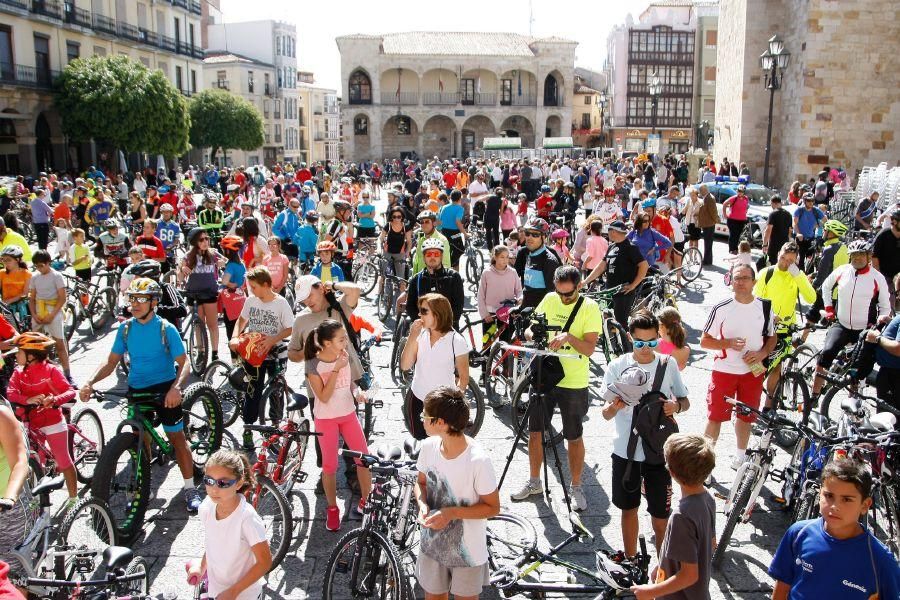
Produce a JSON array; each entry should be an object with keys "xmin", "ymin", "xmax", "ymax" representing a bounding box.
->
[
  {"xmin": 355, "ymin": 498, "xmax": 366, "ymax": 516},
  {"xmin": 570, "ymin": 485, "xmax": 587, "ymax": 512},
  {"xmin": 184, "ymin": 487, "xmax": 202, "ymax": 513},
  {"xmin": 325, "ymin": 506, "xmax": 341, "ymax": 531},
  {"xmin": 510, "ymin": 478, "xmax": 543, "ymax": 501},
  {"xmin": 242, "ymin": 431, "xmax": 255, "ymax": 455},
  {"xmin": 731, "ymin": 454, "xmax": 747, "ymax": 471}
]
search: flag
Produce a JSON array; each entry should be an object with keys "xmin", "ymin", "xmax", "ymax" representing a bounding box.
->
[
  {"xmin": 517, "ymin": 70, "xmax": 522, "ymax": 97},
  {"xmin": 439, "ymin": 72, "xmax": 444, "ymax": 92},
  {"xmin": 396, "ymin": 67, "xmax": 401, "ymax": 99},
  {"xmin": 476, "ymin": 73, "xmax": 481, "ymax": 95}
]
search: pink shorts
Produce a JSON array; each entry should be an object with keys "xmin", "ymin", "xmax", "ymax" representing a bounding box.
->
[
  {"xmin": 45, "ymin": 429, "xmax": 74, "ymax": 471},
  {"xmin": 315, "ymin": 412, "xmax": 369, "ymax": 474},
  {"xmin": 706, "ymin": 370, "xmax": 764, "ymax": 423}
]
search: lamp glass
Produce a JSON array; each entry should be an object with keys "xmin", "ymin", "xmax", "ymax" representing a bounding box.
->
[
  {"xmin": 776, "ymin": 52, "xmax": 791, "ymax": 69},
  {"xmin": 768, "ymin": 35, "xmax": 785, "ymax": 56},
  {"xmin": 760, "ymin": 52, "xmax": 774, "ymax": 70}
]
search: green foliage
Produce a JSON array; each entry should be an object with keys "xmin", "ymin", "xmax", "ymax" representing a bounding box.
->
[
  {"xmin": 54, "ymin": 55, "xmax": 190, "ymax": 156},
  {"xmin": 189, "ymin": 89, "xmax": 265, "ymax": 159}
]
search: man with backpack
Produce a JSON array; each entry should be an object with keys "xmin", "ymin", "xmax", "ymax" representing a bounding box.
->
[
  {"xmin": 601, "ymin": 310, "xmax": 689, "ymax": 557},
  {"xmin": 701, "ymin": 263, "xmax": 777, "ymax": 473}
]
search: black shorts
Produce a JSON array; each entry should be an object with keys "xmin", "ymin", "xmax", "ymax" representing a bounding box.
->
[
  {"xmin": 186, "ymin": 291, "xmax": 218, "ymax": 306},
  {"xmin": 128, "ymin": 379, "xmax": 183, "ymax": 432},
  {"xmin": 673, "ymin": 241, "xmax": 685, "ymax": 254},
  {"xmin": 611, "ymin": 454, "xmax": 672, "ymax": 519},
  {"xmin": 528, "ymin": 387, "xmax": 589, "ymax": 441},
  {"xmin": 687, "ymin": 224, "xmax": 701, "ymax": 241},
  {"xmin": 818, "ymin": 325, "xmax": 863, "ymax": 369},
  {"xmin": 356, "ymin": 227, "xmax": 377, "ymax": 239}
]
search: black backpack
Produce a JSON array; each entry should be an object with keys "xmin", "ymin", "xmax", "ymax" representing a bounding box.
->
[{"xmin": 623, "ymin": 356, "xmax": 678, "ymax": 491}]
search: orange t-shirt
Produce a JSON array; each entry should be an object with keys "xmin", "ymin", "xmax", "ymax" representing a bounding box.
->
[
  {"xmin": 53, "ymin": 202, "xmax": 72, "ymax": 224},
  {"xmin": 0, "ymin": 269, "xmax": 31, "ymax": 302}
]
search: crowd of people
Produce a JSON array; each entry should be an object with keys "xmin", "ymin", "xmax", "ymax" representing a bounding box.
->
[{"xmin": 0, "ymin": 150, "xmax": 897, "ymax": 599}]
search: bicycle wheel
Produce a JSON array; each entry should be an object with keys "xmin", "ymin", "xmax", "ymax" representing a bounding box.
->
[
  {"xmin": 377, "ymin": 277, "xmax": 394, "ymax": 322},
  {"xmin": 279, "ymin": 419, "xmax": 311, "ymax": 497},
  {"xmin": 465, "ymin": 379, "xmax": 486, "ymax": 437},
  {"xmin": 181, "ymin": 382, "xmax": 224, "ymax": 469},
  {"xmin": 794, "ymin": 483, "xmax": 821, "ymax": 522},
  {"xmin": 510, "ymin": 378, "xmax": 564, "ymax": 447},
  {"xmin": 786, "ymin": 342, "xmax": 819, "ymax": 384},
  {"xmin": 201, "ymin": 359, "xmax": 241, "ymax": 427},
  {"xmin": 90, "ymin": 432, "xmax": 151, "ymax": 544},
  {"xmin": 120, "ymin": 556, "xmax": 150, "ymax": 596},
  {"xmin": 62, "ymin": 301, "xmax": 77, "ymax": 342},
  {"xmin": 465, "ymin": 249, "xmax": 484, "ymax": 286},
  {"xmin": 713, "ymin": 472, "xmax": 755, "ymax": 568},
  {"xmin": 486, "ymin": 513, "xmax": 538, "ymax": 574},
  {"xmin": 393, "ymin": 321, "xmax": 412, "ymax": 385},
  {"xmin": 484, "ymin": 342, "xmax": 516, "ymax": 407},
  {"xmin": 354, "ymin": 260, "xmax": 380, "ymax": 297},
  {"xmin": 874, "ymin": 485, "xmax": 900, "ymax": 560},
  {"xmin": 323, "ymin": 528, "xmax": 412, "ymax": 600},
  {"xmin": 186, "ymin": 317, "xmax": 210, "ymax": 376},
  {"xmin": 390, "ymin": 317, "xmax": 410, "ymax": 377},
  {"xmin": 603, "ymin": 318, "xmax": 629, "ymax": 363},
  {"xmin": 55, "ymin": 496, "xmax": 117, "ymax": 581},
  {"xmin": 680, "ymin": 247, "xmax": 703, "ymax": 282},
  {"xmin": 247, "ymin": 475, "xmax": 293, "ymax": 572},
  {"xmin": 771, "ymin": 372, "xmax": 810, "ymax": 448},
  {"xmin": 71, "ymin": 407, "xmax": 105, "ymax": 484},
  {"xmin": 88, "ymin": 287, "xmax": 116, "ymax": 331}
]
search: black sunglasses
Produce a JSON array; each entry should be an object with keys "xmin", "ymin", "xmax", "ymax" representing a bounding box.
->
[{"xmin": 203, "ymin": 475, "xmax": 237, "ymax": 489}]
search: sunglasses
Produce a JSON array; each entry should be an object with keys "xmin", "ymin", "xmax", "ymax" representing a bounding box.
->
[
  {"xmin": 197, "ymin": 236, "xmax": 209, "ymax": 242},
  {"xmin": 633, "ymin": 339, "xmax": 659, "ymax": 349},
  {"xmin": 423, "ymin": 251, "xmax": 442, "ymax": 258},
  {"xmin": 524, "ymin": 231, "xmax": 542, "ymax": 238},
  {"xmin": 422, "ymin": 413, "xmax": 438, "ymax": 424},
  {"xmin": 128, "ymin": 296, "xmax": 152, "ymax": 304},
  {"xmin": 203, "ymin": 475, "xmax": 238, "ymax": 489},
  {"xmin": 557, "ymin": 289, "xmax": 577, "ymax": 298},
  {"xmin": 391, "ymin": 215, "xmax": 403, "ymax": 220}
]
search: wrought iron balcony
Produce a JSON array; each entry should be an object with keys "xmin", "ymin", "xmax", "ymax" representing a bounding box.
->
[
  {"xmin": 500, "ymin": 94, "xmax": 536, "ymax": 107},
  {"xmin": 214, "ymin": 80, "xmax": 229, "ymax": 90},
  {"xmin": 31, "ymin": 0, "xmax": 61, "ymax": 19},
  {"xmin": 92, "ymin": 14, "xmax": 116, "ymax": 36},
  {"xmin": 62, "ymin": 3, "xmax": 90, "ymax": 27},
  {"xmin": 0, "ymin": 62, "xmax": 59, "ymax": 89},
  {"xmin": 380, "ymin": 92, "xmax": 418, "ymax": 105}
]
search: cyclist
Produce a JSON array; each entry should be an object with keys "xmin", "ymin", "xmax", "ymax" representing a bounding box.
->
[
  {"xmin": 535, "ymin": 185, "xmax": 554, "ymax": 220},
  {"xmin": 272, "ymin": 197, "xmax": 302, "ymax": 259},
  {"xmin": 122, "ymin": 259, "xmax": 186, "ymax": 327},
  {"xmin": 135, "ymin": 219, "xmax": 167, "ymax": 264},
  {"xmin": 0, "ymin": 246, "xmax": 30, "ymax": 328},
  {"xmin": 323, "ymin": 200, "xmax": 354, "ymax": 279},
  {"xmin": 812, "ymin": 240, "xmax": 892, "ymax": 399},
  {"xmin": 792, "ymin": 193, "xmax": 826, "ymax": 272},
  {"xmin": 410, "ymin": 210, "xmax": 451, "ymax": 275},
  {"xmin": 79, "ymin": 278, "xmax": 201, "ymax": 512},
  {"xmin": 197, "ymin": 195, "xmax": 225, "ymax": 244},
  {"xmin": 406, "ymin": 238, "xmax": 465, "ymax": 326},
  {"xmin": 310, "ymin": 240, "xmax": 345, "ymax": 282},
  {"xmin": 438, "ymin": 190, "xmax": 467, "ymax": 270},
  {"xmin": 801, "ymin": 219, "xmax": 849, "ymax": 342},
  {"xmin": 155, "ymin": 204, "xmax": 182, "ymax": 272},
  {"xmin": 514, "ymin": 217, "xmax": 562, "ymax": 309},
  {"xmin": 178, "ymin": 229, "xmax": 222, "ymax": 362},
  {"xmin": 85, "ymin": 191, "xmax": 116, "ymax": 238},
  {"xmin": 96, "ymin": 219, "xmax": 131, "ymax": 270}
]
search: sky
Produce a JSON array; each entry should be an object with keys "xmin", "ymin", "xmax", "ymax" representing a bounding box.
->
[{"xmin": 219, "ymin": 0, "xmax": 651, "ymax": 91}]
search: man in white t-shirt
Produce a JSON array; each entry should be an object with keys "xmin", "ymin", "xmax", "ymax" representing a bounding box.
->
[
  {"xmin": 467, "ymin": 172, "xmax": 490, "ymax": 202},
  {"xmin": 593, "ymin": 190, "xmax": 624, "ymax": 232},
  {"xmin": 559, "ymin": 161, "xmax": 573, "ymax": 183},
  {"xmin": 701, "ymin": 263, "xmax": 776, "ymax": 470}
]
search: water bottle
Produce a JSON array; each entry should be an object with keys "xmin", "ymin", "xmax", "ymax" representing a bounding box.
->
[{"xmin": 185, "ymin": 559, "xmax": 201, "ymax": 586}]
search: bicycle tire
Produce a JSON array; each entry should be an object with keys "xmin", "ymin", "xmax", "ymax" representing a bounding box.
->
[
  {"xmin": 713, "ymin": 472, "xmax": 755, "ymax": 568},
  {"xmin": 875, "ymin": 485, "xmax": 900, "ymax": 560},
  {"xmin": 510, "ymin": 378, "xmax": 564, "ymax": 447},
  {"xmin": 71, "ymin": 407, "xmax": 105, "ymax": 484},
  {"xmin": 354, "ymin": 260, "xmax": 380, "ymax": 297},
  {"xmin": 390, "ymin": 317, "xmax": 410, "ymax": 378},
  {"xmin": 771, "ymin": 372, "xmax": 810, "ymax": 448},
  {"xmin": 186, "ymin": 317, "xmax": 210, "ymax": 376},
  {"xmin": 121, "ymin": 556, "xmax": 150, "ymax": 596},
  {"xmin": 322, "ymin": 528, "xmax": 412, "ymax": 600},
  {"xmin": 377, "ymin": 277, "xmax": 393, "ymax": 322},
  {"xmin": 681, "ymin": 247, "xmax": 703, "ymax": 282},
  {"xmin": 28, "ymin": 454, "xmax": 44, "ymax": 489},
  {"xmin": 816, "ymin": 383, "xmax": 843, "ymax": 426},
  {"xmin": 603, "ymin": 318, "xmax": 629, "ymax": 363},
  {"xmin": 247, "ymin": 474, "xmax": 293, "ymax": 572},
  {"xmin": 465, "ymin": 250, "xmax": 483, "ymax": 286},
  {"xmin": 465, "ymin": 379, "xmax": 486, "ymax": 437},
  {"xmin": 486, "ymin": 513, "xmax": 538, "ymax": 574},
  {"xmin": 794, "ymin": 483, "xmax": 821, "ymax": 522},
  {"xmin": 785, "ymin": 342, "xmax": 819, "ymax": 383},
  {"xmin": 55, "ymin": 496, "xmax": 117, "ymax": 581},
  {"xmin": 279, "ymin": 419, "xmax": 311, "ymax": 497},
  {"xmin": 201, "ymin": 359, "xmax": 242, "ymax": 427},
  {"xmin": 87, "ymin": 287, "xmax": 112, "ymax": 331},
  {"xmin": 90, "ymin": 432, "xmax": 151, "ymax": 545},
  {"xmin": 181, "ymin": 382, "xmax": 224, "ymax": 469},
  {"xmin": 484, "ymin": 342, "xmax": 516, "ymax": 407},
  {"xmin": 62, "ymin": 301, "xmax": 77, "ymax": 342}
]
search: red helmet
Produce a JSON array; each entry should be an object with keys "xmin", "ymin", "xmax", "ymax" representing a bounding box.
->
[
  {"xmin": 603, "ymin": 187, "xmax": 617, "ymax": 197},
  {"xmin": 220, "ymin": 235, "xmax": 243, "ymax": 251}
]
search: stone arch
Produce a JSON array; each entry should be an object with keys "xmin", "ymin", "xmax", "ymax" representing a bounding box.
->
[
  {"xmin": 545, "ymin": 114, "xmax": 562, "ymax": 138},
  {"xmin": 460, "ymin": 68, "xmax": 498, "ymax": 105},
  {"xmin": 35, "ymin": 112, "xmax": 53, "ymax": 172},
  {"xmin": 378, "ymin": 67, "xmax": 420, "ymax": 105},
  {"xmin": 498, "ymin": 69, "xmax": 538, "ymax": 105},
  {"xmin": 382, "ymin": 114, "xmax": 420, "ymax": 159},
  {"xmin": 0, "ymin": 111, "xmax": 19, "ymax": 173},
  {"xmin": 422, "ymin": 115, "xmax": 456, "ymax": 158},
  {"xmin": 461, "ymin": 115, "xmax": 497, "ymax": 156},
  {"xmin": 500, "ymin": 115, "xmax": 534, "ymax": 148},
  {"xmin": 348, "ymin": 68, "xmax": 372, "ymax": 105},
  {"xmin": 421, "ymin": 68, "xmax": 459, "ymax": 104},
  {"xmin": 543, "ymin": 70, "xmax": 563, "ymax": 107}
]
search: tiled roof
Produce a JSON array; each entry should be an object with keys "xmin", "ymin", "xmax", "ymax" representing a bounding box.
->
[
  {"xmin": 203, "ymin": 52, "xmax": 272, "ymax": 67},
  {"xmin": 574, "ymin": 82, "xmax": 601, "ymax": 94},
  {"xmin": 338, "ymin": 32, "xmax": 576, "ymax": 57}
]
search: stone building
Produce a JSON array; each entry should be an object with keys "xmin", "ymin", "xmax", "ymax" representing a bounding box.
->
[
  {"xmin": 571, "ymin": 75, "xmax": 604, "ymax": 149},
  {"xmin": 298, "ymin": 82, "xmax": 340, "ymax": 164},
  {"xmin": 0, "ymin": 0, "xmax": 205, "ymax": 174},
  {"xmin": 715, "ymin": 0, "xmax": 900, "ymax": 191},
  {"xmin": 336, "ymin": 32, "xmax": 577, "ymax": 162}
]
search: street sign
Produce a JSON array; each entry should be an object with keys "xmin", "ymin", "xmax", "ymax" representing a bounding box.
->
[{"xmin": 647, "ymin": 134, "xmax": 661, "ymax": 155}]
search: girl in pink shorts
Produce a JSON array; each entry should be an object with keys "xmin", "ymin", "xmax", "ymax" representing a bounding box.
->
[{"xmin": 305, "ymin": 319, "xmax": 372, "ymax": 532}]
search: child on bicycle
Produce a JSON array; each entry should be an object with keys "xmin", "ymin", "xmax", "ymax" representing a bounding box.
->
[
  {"xmin": 304, "ymin": 319, "xmax": 372, "ymax": 532},
  {"xmin": 188, "ymin": 449, "xmax": 271, "ymax": 600},
  {"xmin": 414, "ymin": 385, "xmax": 500, "ymax": 600},
  {"xmin": 310, "ymin": 241, "xmax": 345, "ymax": 283},
  {"xmin": 0, "ymin": 246, "xmax": 31, "ymax": 328},
  {"xmin": 768, "ymin": 458, "xmax": 900, "ymax": 599},
  {"xmin": 5, "ymin": 332, "xmax": 78, "ymax": 505},
  {"xmin": 630, "ymin": 433, "xmax": 716, "ymax": 600}
]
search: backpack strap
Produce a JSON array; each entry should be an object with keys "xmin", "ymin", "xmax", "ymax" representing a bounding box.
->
[
  {"xmin": 623, "ymin": 356, "xmax": 669, "ymax": 493},
  {"xmin": 763, "ymin": 266, "xmax": 775, "ymax": 286},
  {"xmin": 121, "ymin": 316, "xmax": 169, "ymax": 357},
  {"xmin": 760, "ymin": 298, "xmax": 773, "ymax": 339},
  {"xmin": 651, "ymin": 356, "xmax": 669, "ymax": 393}
]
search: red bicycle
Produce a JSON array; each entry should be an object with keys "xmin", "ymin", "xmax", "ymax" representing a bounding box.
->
[{"xmin": 23, "ymin": 402, "xmax": 106, "ymax": 486}]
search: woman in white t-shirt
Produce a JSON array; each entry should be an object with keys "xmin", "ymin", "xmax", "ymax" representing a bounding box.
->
[
  {"xmin": 189, "ymin": 449, "xmax": 271, "ymax": 600},
  {"xmin": 414, "ymin": 386, "xmax": 500, "ymax": 599},
  {"xmin": 400, "ymin": 293, "xmax": 470, "ymax": 440}
]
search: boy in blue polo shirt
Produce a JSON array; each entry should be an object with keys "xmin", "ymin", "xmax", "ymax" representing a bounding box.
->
[{"xmin": 769, "ymin": 458, "xmax": 900, "ymax": 599}]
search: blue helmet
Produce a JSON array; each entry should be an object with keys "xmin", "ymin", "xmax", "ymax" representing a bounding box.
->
[
  {"xmin": 540, "ymin": 185, "xmax": 551, "ymax": 193},
  {"xmin": 641, "ymin": 198, "xmax": 657, "ymax": 209}
]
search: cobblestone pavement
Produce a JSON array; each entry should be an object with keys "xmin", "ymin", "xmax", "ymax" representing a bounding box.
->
[{"xmin": 56, "ymin": 227, "xmax": 816, "ymax": 599}]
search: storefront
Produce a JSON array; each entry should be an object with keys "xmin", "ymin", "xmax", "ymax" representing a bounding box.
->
[{"xmin": 612, "ymin": 128, "xmax": 693, "ymax": 156}]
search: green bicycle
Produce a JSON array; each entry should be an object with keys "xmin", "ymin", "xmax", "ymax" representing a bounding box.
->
[
  {"xmin": 582, "ymin": 285, "xmax": 630, "ymax": 365},
  {"xmin": 90, "ymin": 383, "xmax": 223, "ymax": 543}
]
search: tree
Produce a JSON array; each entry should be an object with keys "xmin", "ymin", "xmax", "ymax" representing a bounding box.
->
[
  {"xmin": 189, "ymin": 89, "xmax": 265, "ymax": 162},
  {"xmin": 54, "ymin": 55, "xmax": 190, "ymax": 157}
]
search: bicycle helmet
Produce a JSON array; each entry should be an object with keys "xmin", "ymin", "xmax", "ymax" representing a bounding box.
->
[
  {"xmin": 540, "ymin": 185, "xmax": 552, "ymax": 193},
  {"xmin": 421, "ymin": 238, "xmax": 445, "ymax": 253},
  {"xmin": 641, "ymin": 198, "xmax": 657, "ymax": 209},
  {"xmin": 603, "ymin": 187, "xmax": 617, "ymax": 197},
  {"xmin": 126, "ymin": 277, "xmax": 161, "ymax": 299},
  {"xmin": 227, "ymin": 365, "xmax": 249, "ymax": 392},
  {"xmin": 657, "ymin": 201, "xmax": 671, "ymax": 212},
  {"xmin": 563, "ymin": 182, "xmax": 575, "ymax": 190},
  {"xmin": 333, "ymin": 200, "xmax": 351, "ymax": 212},
  {"xmin": 417, "ymin": 210, "xmax": 437, "ymax": 222},
  {"xmin": 104, "ymin": 219, "xmax": 118, "ymax": 229},
  {"xmin": 823, "ymin": 219, "xmax": 849, "ymax": 236},
  {"xmin": 219, "ymin": 235, "xmax": 243, "ymax": 252},
  {"xmin": 0, "ymin": 246, "xmax": 24, "ymax": 260},
  {"xmin": 551, "ymin": 228, "xmax": 570, "ymax": 240},
  {"xmin": 524, "ymin": 217, "xmax": 550, "ymax": 236},
  {"xmin": 316, "ymin": 240, "xmax": 336, "ymax": 252},
  {"xmin": 226, "ymin": 184, "xmax": 239, "ymax": 192},
  {"xmin": 10, "ymin": 332, "xmax": 55, "ymax": 351},
  {"xmin": 847, "ymin": 239, "xmax": 871, "ymax": 254},
  {"xmin": 129, "ymin": 259, "xmax": 162, "ymax": 279},
  {"xmin": 801, "ymin": 192, "xmax": 815, "ymax": 202},
  {"xmin": 305, "ymin": 210, "xmax": 319, "ymax": 221},
  {"xmin": 159, "ymin": 203, "xmax": 174, "ymax": 213},
  {"xmin": 595, "ymin": 550, "xmax": 647, "ymax": 592}
]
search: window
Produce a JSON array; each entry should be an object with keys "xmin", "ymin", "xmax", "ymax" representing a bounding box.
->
[
  {"xmin": 190, "ymin": 69, "xmax": 196, "ymax": 93},
  {"xmin": 354, "ymin": 116, "xmax": 368, "ymax": 135},
  {"xmin": 264, "ymin": 73, "xmax": 270, "ymax": 94},
  {"xmin": 501, "ymin": 79, "xmax": 512, "ymax": 104},
  {"xmin": 581, "ymin": 113, "xmax": 591, "ymax": 129},
  {"xmin": 705, "ymin": 30, "xmax": 717, "ymax": 48},
  {"xmin": 33, "ymin": 35, "xmax": 51, "ymax": 83},
  {"xmin": 703, "ymin": 98, "xmax": 715, "ymax": 115},
  {"xmin": 277, "ymin": 68, "xmax": 283, "ymax": 88},
  {"xmin": 0, "ymin": 26, "xmax": 12, "ymax": 72},
  {"xmin": 396, "ymin": 116, "xmax": 410, "ymax": 135},
  {"xmin": 275, "ymin": 36, "xmax": 281, "ymax": 56},
  {"xmin": 173, "ymin": 17, "xmax": 181, "ymax": 49},
  {"xmin": 66, "ymin": 41, "xmax": 80, "ymax": 64},
  {"xmin": 188, "ymin": 24, "xmax": 195, "ymax": 50},
  {"xmin": 175, "ymin": 65, "xmax": 183, "ymax": 91},
  {"xmin": 348, "ymin": 70, "xmax": 372, "ymax": 104},
  {"xmin": 263, "ymin": 100, "xmax": 270, "ymax": 118},
  {"xmin": 584, "ymin": 95, "xmax": 592, "ymax": 105},
  {"xmin": 704, "ymin": 66, "xmax": 716, "ymax": 84},
  {"xmin": 274, "ymin": 124, "xmax": 281, "ymax": 143},
  {"xmin": 248, "ymin": 70, "xmax": 254, "ymax": 93},
  {"xmin": 543, "ymin": 74, "xmax": 558, "ymax": 106},
  {"xmin": 460, "ymin": 79, "xmax": 475, "ymax": 104}
]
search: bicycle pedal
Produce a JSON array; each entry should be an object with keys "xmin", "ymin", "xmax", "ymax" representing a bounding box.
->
[{"xmin": 293, "ymin": 471, "xmax": 308, "ymax": 484}]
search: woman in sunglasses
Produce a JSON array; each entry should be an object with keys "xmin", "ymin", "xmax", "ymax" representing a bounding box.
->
[
  {"xmin": 380, "ymin": 207, "xmax": 412, "ymax": 292},
  {"xmin": 179, "ymin": 228, "xmax": 224, "ymax": 362},
  {"xmin": 189, "ymin": 449, "xmax": 272, "ymax": 600}
]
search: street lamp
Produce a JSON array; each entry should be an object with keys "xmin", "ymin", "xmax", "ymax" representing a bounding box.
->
[
  {"xmin": 648, "ymin": 72, "xmax": 662, "ymax": 153},
  {"xmin": 597, "ymin": 91, "xmax": 608, "ymax": 146},
  {"xmin": 759, "ymin": 34, "xmax": 790, "ymax": 187}
]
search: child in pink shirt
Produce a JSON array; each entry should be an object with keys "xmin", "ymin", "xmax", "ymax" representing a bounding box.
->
[
  {"xmin": 263, "ymin": 238, "xmax": 290, "ymax": 294},
  {"xmin": 581, "ymin": 220, "xmax": 609, "ymax": 273}
]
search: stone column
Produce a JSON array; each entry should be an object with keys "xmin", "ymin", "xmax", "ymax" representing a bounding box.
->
[
  {"xmin": 454, "ymin": 129, "xmax": 462, "ymax": 157},
  {"xmin": 17, "ymin": 136, "xmax": 36, "ymax": 177}
]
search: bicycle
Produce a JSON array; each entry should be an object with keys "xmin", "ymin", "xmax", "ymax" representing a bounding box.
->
[
  {"xmin": 24, "ymin": 402, "xmax": 105, "ymax": 486},
  {"xmin": 630, "ymin": 268, "xmax": 680, "ymax": 317},
  {"xmin": 672, "ymin": 245, "xmax": 703, "ymax": 283},
  {"xmin": 201, "ymin": 360, "xmax": 243, "ymax": 427},
  {"xmin": 352, "ymin": 243, "xmax": 384, "ymax": 297},
  {"xmin": 455, "ymin": 232, "xmax": 484, "ymax": 287},
  {"xmin": 487, "ymin": 511, "xmax": 651, "ymax": 598},
  {"xmin": 61, "ymin": 274, "xmax": 118, "ymax": 342},
  {"xmin": 89, "ymin": 383, "xmax": 223, "ymax": 543},
  {"xmin": 377, "ymin": 267, "xmax": 407, "ymax": 325},
  {"xmin": 25, "ymin": 545, "xmax": 150, "ymax": 599},
  {"xmin": 322, "ymin": 444, "xmax": 421, "ymax": 600},
  {"xmin": 582, "ymin": 285, "xmax": 630, "ymax": 365},
  {"xmin": 180, "ymin": 292, "xmax": 211, "ymax": 376}
]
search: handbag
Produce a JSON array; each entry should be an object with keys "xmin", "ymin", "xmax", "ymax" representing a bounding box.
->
[
  {"xmin": 217, "ymin": 287, "xmax": 246, "ymax": 321},
  {"xmin": 530, "ymin": 297, "xmax": 584, "ymax": 394}
]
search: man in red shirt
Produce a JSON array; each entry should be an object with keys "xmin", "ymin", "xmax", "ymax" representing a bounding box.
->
[
  {"xmin": 233, "ymin": 167, "xmax": 247, "ymax": 194},
  {"xmin": 536, "ymin": 185, "xmax": 555, "ymax": 219},
  {"xmin": 442, "ymin": 167, "xmax": 457, "ymax": 191},
  {"xmin": 135, "ymin": 220, "xmax": 166, "ymax": 262},
  {"xmin": 650, "ymin": 201, "xmax": 674, "ymax": 262},
  {"xmin": 296, "ymin": 163, "xmax": 312, "ymax": 184}
]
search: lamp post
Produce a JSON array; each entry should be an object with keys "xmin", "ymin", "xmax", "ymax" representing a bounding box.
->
[
  {"xmin": 597, "ymin": 91, "xmax": 608, "ymax": 146},
  {"xmin": 648, "ymin": 72, "xmax": 662, "ymax": 153},
  {"xmin": 760, "ymin": 34, "xmax": 790, "ymax": 187}
]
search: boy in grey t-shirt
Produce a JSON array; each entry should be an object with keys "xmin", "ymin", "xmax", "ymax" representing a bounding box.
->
[{"xmin": 631, "ymin": 433, "xmax": 716, "ymax": 600}]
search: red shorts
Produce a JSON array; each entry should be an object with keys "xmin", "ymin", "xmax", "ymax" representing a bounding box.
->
[{"xmin": 706, "ymin": 370, "xmax": 764, "ymax": 423}]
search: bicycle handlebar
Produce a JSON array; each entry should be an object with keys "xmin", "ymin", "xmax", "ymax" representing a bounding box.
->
[{"xmin": 244, "ymin": 424, "xmax": 321, "ymax": 436}]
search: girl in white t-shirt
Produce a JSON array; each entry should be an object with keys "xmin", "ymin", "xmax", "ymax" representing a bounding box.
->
[
  {"xmin": 305, "ymin": 319, "xmax": 372, "ymax": 532},
  {"xmin": 189, "ymin": 449, "xmax": 271, "ymax": 600}
]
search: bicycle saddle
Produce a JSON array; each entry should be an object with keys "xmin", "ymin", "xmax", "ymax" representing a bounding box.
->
[
  {"xmin": 374, "ymin": 445, "xmax": 402, "ymax": 461},
  {"xmin": 286, "ymin": 392, "xmax": 308, "ymax": 412},
  {"xmin": 31, "ymin": 475, "xmax": 65, "ymax": 497},
  {"xmin": 869, "ymin": 412, "xmax": 897, "ymax": 432},
  {"xmin": 807, "ymin": 412, "xmax": 829, "ymax": 433},
  {"xmin": 103, "ymin": 546, "xmax": 133, "ymax": 571},
  {"xmin": 404, "ymin": 437, "xmax": 421, "ymax": 461},
  {"xmin": 840, "ymin": 397, "xmax": 865, "ymax": 415}
]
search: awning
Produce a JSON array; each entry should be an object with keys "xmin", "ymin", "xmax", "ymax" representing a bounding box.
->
[
  {"xmin": 483, "ymin": 137, "xmax": 522, "ymax": 150},
  {"xmin": 542, "ymin": 136, "xmax": 574, "ymax": 149}
]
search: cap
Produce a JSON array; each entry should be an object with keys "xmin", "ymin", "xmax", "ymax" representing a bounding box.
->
[
  {"xmin": 607, "ymin": 220, "xmax": 628, "ymax": 233},
  {"xmin": 159, "ymin": 203, "xmax": 174, "ymax": 212},
  {"xmin": 294, "ymin": 275, "xmax": 322, "ymax": 304}
]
